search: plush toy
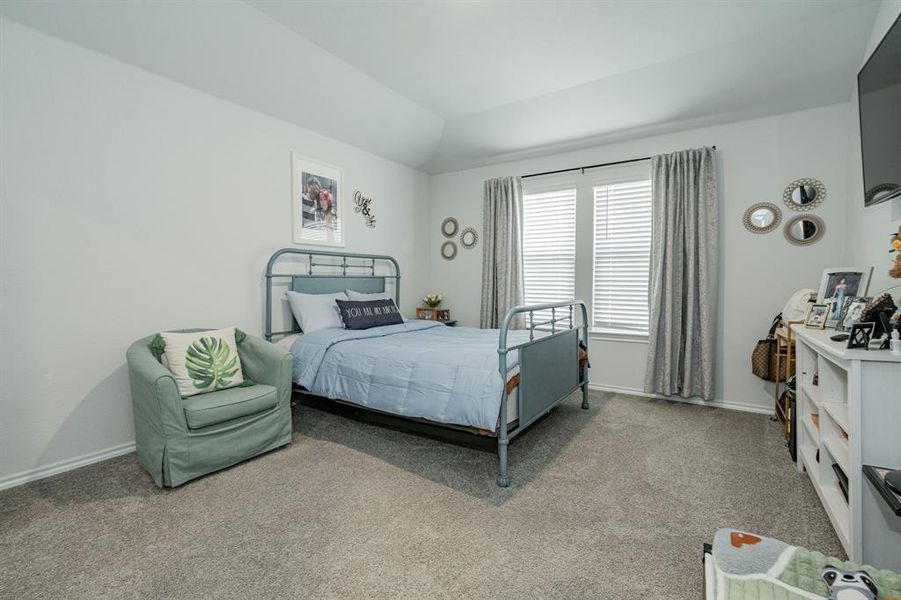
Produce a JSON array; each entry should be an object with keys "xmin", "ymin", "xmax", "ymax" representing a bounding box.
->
[{"xmin": 822, "ymin": 565, "xmax": 878, "ymax": 600}]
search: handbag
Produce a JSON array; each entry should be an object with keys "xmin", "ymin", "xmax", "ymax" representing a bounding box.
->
[{"xmin": 751, "ymin": 314, "xmax": 783, "ymax": 381}]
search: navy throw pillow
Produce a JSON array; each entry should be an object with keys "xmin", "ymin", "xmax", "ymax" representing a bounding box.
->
[{"xmin": 336, "ymin": 299, "xmax": 403, "ymax": 330}]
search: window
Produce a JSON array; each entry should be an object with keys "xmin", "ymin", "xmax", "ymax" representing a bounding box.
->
[
  {"xmin": 592, "ymin": 180, "xmax": 652, "ymax": 335},
  {"xmin": 521, "ymin": 188, "xmax": 576, "ymax": 326}
]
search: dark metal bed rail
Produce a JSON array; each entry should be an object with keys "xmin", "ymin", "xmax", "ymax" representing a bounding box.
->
[{"xmin": 496, "ymin": 300, "xmax": 590, "ymax": 487}]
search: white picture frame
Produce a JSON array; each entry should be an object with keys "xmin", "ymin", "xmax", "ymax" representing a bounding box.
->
[
  {"xmin": 292, "ymin": 153, "xmax": 345, "ymax": 247},
  {"xmin": 816, "ymin": 267, "xmax": 872, "ymax": 328}
]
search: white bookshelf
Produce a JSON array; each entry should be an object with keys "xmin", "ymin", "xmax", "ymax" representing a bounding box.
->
[{"xmin": 792, "ymin": 325, "xmax": 901, "ymax": 570}]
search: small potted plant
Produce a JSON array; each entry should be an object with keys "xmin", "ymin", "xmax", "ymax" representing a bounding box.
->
[{"xmin": 416, "ymin": 293, "xmax": 444, "ymax": 320}]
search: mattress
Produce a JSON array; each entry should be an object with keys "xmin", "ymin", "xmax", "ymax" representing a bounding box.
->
[{"xmin": 283, "ymin": 321, "xmax": 529, "ymax": 431}]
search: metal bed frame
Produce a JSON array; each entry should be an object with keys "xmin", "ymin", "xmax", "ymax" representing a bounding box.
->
[{"xmin": 265, "ymin": 248, "xmax": 589, "ymax": 487}]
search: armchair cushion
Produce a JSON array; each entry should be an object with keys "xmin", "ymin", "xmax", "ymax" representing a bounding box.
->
[{"xmin": 182, "ymin": 383, "xmax": 278, "ymax": 429}]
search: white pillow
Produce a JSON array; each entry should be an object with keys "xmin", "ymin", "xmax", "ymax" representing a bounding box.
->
[
  {"xmin": 160, "ymin": 327, "xmax": 245, "ymax": 397},
  {"xmin": 286, "ymin": 290, "xmax": 347, "ymax": 333},
  {"xmin": 345, "ymin": 289, "xmax": 393, "ymax": 302}
]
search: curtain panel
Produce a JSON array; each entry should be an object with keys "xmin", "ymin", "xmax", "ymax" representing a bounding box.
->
[
  {"xmin": 480, "ymin": 176, "xmax": 525, "ymax": 329},
  {"xmin": 644, "ymin": 147, "xmax": 718, "ymax": 400}
]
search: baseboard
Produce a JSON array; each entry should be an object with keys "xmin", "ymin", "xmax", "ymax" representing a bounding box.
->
[
  {"xmin": 588, "ymin": 383, "xmax": 774, "ymax": 415},
  {"xmin": 0, "ymin": 442, "xmax": 136, "ymax": 491}
]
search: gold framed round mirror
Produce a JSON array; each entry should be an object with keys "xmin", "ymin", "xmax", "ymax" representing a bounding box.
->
[
  {"xmin": 440, "ymin": 240, "xmax": 458, "ymax": 260},
  {"xmin": 784, "ymin": 214, "xmax": 825, "ymax": 246},
  {"xmin": 441, "ymin": 217, "xmax": 459, "ymax": 238},
  {"xmin": 742, "ymin": 202, "xmax": 782, "ymax": 234},
  {"xmin": 783, "ymin": 178, "xmax": 825, "ymax": 212},
  {"xmin": 460, "ymin": 227, "xmax": 479, "ymax": 249}
]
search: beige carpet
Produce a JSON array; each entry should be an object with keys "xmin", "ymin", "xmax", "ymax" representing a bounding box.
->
[{"xmin": 0, "ymin": 391, "xmax": 842, "ymax": 599}]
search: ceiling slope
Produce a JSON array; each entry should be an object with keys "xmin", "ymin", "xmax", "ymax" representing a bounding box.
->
[
  {"xmin": 0, "ymin": 1, "xmax": 881, "ymax": 174},
  {"xmin": 422, "ymin": 2, "xmax": 880, "ymax": 172},
  {"xmin": 0, "ymin": 0, "xmax": 444, "ymax": 169}
]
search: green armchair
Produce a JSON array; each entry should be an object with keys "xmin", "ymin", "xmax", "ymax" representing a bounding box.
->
[{"xmin": 126, "ymin": 330, "xmax": 293, "ymax": 487}]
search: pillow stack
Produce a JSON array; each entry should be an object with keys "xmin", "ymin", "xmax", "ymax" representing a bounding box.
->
[{"xmin": 285, "ymin": 289, "xmax": 403, "ymax": 332}]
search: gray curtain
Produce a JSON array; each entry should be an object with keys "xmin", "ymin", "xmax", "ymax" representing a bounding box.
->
[
  {"xmin": 644, "ymin": 147, "xmax": 718, "ymax": 400},
  {"xmin": 480, "ymin": 176, "xmax": 525, "ymax": 329}
]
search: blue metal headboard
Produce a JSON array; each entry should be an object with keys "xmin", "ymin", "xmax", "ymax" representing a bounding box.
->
[{"xmin": 264, "ymin": 248, "xmax": 400, "ymax": 340}]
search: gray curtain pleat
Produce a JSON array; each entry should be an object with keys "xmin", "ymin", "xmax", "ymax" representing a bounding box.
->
[
  {"xmin": 644, "ymin": 147, "xmax": 718, "ymax": 401},
  {"xmin": 480, "ymin": 176, "xmax": 525, "ymax": 329}
]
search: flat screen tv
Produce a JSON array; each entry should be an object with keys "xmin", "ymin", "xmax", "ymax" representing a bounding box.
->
[{"xmin": 858, "ymin": 13, "xmax": 901, "ymax": 206}]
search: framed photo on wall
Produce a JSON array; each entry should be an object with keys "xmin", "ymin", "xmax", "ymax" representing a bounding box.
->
[
  {"xmin": 292, "ymin": 153, "xmax": 345, "ymax": 247},
  {"xmin": 816, "ymin": 267, "xmax": 872, "ymax": 328}
]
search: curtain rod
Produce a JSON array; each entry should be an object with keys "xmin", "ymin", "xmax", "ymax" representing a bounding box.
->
[{"xmin": 521, "ymin": 146, "xmax": 716, "ymax": 180}]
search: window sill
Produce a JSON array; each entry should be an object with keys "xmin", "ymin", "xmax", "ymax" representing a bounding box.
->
[{"xmin": 589, "ymin": 329, "xmax": 649, "ymax": 344}]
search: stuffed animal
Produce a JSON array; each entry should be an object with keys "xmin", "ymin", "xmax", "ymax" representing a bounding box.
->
[{"xmin": 822, "ymin": 565, "xmax": 878, "ymax": 600}]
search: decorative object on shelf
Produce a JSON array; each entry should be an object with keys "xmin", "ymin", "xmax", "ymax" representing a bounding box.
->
[
  {"xmin": 804, "ymin": 304, "xmax": 829, "ymax": 329},
  {"xmin": 742, "ymin": 202, "xmax": 782, "ymax": 234},
  {"xmin": 836, "ymin": 297, "xmax": 872, "ymax": 332},
  {"xmin": 414, "ymin": 307, "xmax": 451, "ymax": 321},
  {"xmin": 440, "ymin": 240, "xmax": 457, "ymax": 261},
  {"xmin": 784, "ymin": 215, "xmax": 825, "ymax": 246},
  {"xmin": 817, "ymin": 267, "xmax": 872, "ymax": 328},
  {"xmin": 889, "ymin": 226, "xmax": 901, "ymax": 279},
  {"xmin": 868, "ymin": 318, "xmax": 891, "ymax": 350},
  {"xmin": 783, "ymin": 178, "xmax": 826, "ymax": 211},
  {"xmin": 860, "ymin": 293, "xmax": 898, "ymax": 337},
  {"xmin": 292, "ymin": 153, "xmax": 344, "ymax": 247},
  {"xmin": 847, "ymin": 322, "xmax": 874, "ymax": 349},
  {"xmin": 353, "ymin": 190, "xmax": 376, "ymax": 228},
  {"xmin": 460, "ymin": 227, "xmax": 479, "ymax": 249},
  {"xmin": 441, "ymin": 217, "xmax": 459, "ymax": 238},
  {"xmin": 422, "ymin": 292, "xmax": 442, "ymax": 308}
]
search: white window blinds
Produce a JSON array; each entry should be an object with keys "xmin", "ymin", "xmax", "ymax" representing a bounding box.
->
[
  {"xmin": 592, "ymin": 180, "xmax": 652, "ymax": 334},
  {"xmin": 522, "ymin": 188, "xmax": 577, "ymax": 326}
]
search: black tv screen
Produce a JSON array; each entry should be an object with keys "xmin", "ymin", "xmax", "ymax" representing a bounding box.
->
[{"xmin": 858, "ymin": 14, "xmax": 901, "ymax": 206}]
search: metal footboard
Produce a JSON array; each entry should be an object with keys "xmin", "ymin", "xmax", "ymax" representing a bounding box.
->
[{"xmin": 496, "ymin": 300, "xmax": 589, "ymax": 487}]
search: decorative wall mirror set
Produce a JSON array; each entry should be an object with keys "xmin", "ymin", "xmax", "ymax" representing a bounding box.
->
[
  {"xmin": 440, "ymin": 217, "xmax": 478, "ymax": 260},
  {"xmin": 742, "ymin": 178, "xmax": 827, "ymax": 246}
]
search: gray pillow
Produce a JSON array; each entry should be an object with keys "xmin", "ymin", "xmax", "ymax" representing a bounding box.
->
[{"xmin": 335, "ymin": 299, "xmax": 403, "ymax": 330}]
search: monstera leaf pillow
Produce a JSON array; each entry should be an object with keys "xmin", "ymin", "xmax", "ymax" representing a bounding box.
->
[{"xmin": 160, "ymin": 327, "xmax": 245, "ymax": 397}]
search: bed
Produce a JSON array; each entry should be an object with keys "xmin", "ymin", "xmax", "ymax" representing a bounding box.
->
[{"xmin": 265, "ymin": 248, "xmax": 590, "ymax": 487}]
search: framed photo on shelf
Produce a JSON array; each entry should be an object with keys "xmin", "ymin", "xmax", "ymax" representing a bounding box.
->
[
  {"xmin": 835, "ymin": 296, "xmax": 871, "ymax": 332},
  {"xmin": 804, "ymin": 304, "xmax": 829, "ymax": 329},
  {"xmin": 816, "ymin": 267, "xmax": 872, "ymax": 328},
  {"xmin": 292, "ymin": 153, "xmax": 345, "ymax": 247},
  {"xmin": 847, "ymin": 322, "xmax": 875, "ymax": 349}
]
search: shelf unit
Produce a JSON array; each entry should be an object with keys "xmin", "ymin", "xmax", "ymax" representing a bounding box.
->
[{"xmin": 792, "ymin": 325, "xmax": 901, "ymax": 570}]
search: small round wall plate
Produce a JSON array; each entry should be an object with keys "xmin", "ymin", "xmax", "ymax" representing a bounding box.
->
[
  {"xmin": 441, "ymin": 240, "xmax": 458, "ymax": 260},
  {"xmin": 783, "ymin": 178, "xmax": 826, "ymax": 212},
  {"xmin": 460, "ymin": 227, "xmax": 479, "ymax": 249},
  {"xmin": 441, "ymin": 217, "xmax": 459, "ymax": 238}
]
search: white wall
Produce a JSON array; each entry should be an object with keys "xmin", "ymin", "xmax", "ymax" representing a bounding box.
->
[
  {"xmin": 0, "ymin": 20, "xmax": 431, "ymax": 486},
  {"xmin": 844, "ymin": 0, "xmax": 901, "ymax": 294},
  {"xmin": 429, "ymin": 103, "xmax": 854, "ymax": 412}
]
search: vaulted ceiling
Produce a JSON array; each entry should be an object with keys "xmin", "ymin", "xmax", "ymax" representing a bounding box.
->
[{"xmin": 1, "ymin": 0, "xmax": 880, "ymax": 173}]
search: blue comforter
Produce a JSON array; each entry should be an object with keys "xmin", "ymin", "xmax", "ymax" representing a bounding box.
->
[{"xmin": 290, "ymin": 321, "xmax": 530, "ymax": 430}]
